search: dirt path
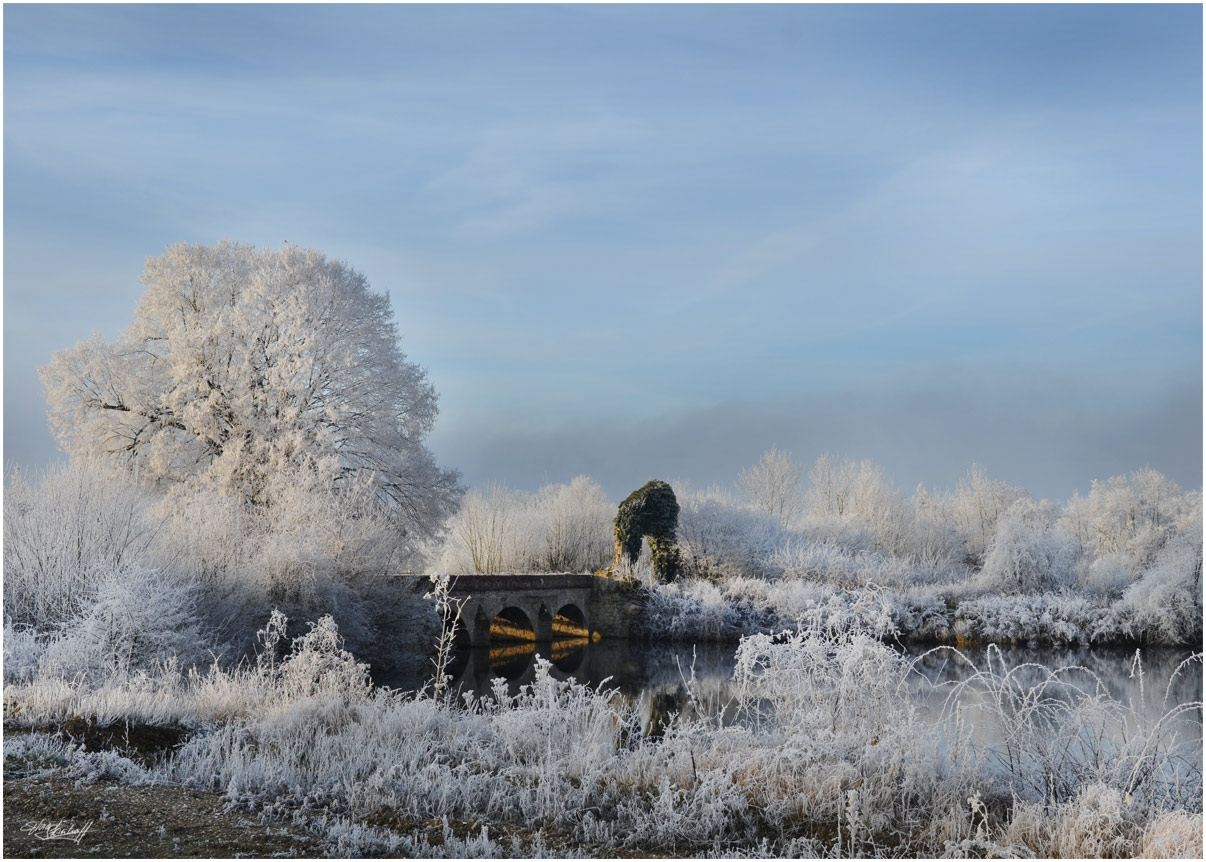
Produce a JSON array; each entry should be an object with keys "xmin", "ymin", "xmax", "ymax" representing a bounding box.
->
[{"xmin": 3, "ymin": 773, "xmax": 318, "ymax": 858}]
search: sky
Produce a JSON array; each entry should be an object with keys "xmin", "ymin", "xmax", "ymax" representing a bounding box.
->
[{"xmin": 4, "ymin": 4, "xmax": 1202, "ymax": 503}]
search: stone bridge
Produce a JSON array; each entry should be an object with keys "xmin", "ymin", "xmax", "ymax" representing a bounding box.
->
[{"xmin": 395, "ymin": 574, "xmax": 644, "ymax": 646}]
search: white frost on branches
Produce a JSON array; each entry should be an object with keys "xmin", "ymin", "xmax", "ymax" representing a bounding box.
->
[{"xmin": 40, "ymin": 241, "xmax": 460, "ymax": 540}]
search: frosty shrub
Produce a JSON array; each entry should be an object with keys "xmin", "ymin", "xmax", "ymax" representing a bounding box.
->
[
  {"xmin": 1117, "ymin": 533, "xmax": 1203, "ymax": 645},
  {"xmin": 1080, "ymin": 552, "xmax": 1138, "ymax": 600},
  {"xmin": 977, "ymin": 508, "xmax": 1082, "ymax": 595},
  {"xmin": 3, "ymin": 459, "xmax": 158, "ymax": 628},
  {"xmin": 640, "ymin": 578, "xmax": 755, "ymax": 641},
  {"xmin": 676, "ymin": 487, "xmax": 786, "ymax": 579},
  {"xmin": 767, "ymin": 539, "xmax": 948, "ymax": 589},
  {"xmin": 3, "ymin": 620, "xmax": 46, "ymax": 685},
  {"xmin": 530, "ymin": 476, "xmax": 613, "ymax": 572},
  {"xmin": 276, "ymin": 614, "xmax": 373, "ymax": 703},
  {"xmin": 1138, "ymin": 811, "xmax": 1204, "ymax": 858},
  {"xmin": 38, "ymin": 565, "xmax": 209, "ymax": 679},
  {"xmin": 436, "ymin": 477, "xmax": 611, "ymax": 574},
  {"xmin": 950, "ymin": 594, "xmax": 1109, "ymax": 646}
]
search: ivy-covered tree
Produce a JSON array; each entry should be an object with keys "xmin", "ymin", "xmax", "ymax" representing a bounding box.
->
[{"xmin": 614, "ymin": 479, "xmax": 682, "ymax": 582}]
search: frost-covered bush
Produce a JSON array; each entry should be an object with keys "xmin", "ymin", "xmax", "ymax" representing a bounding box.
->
[
  {"xmin": 640, "ymin": 578, "xmax": 898, "ymax": 643},
  {"xmin": 676, "ymin": 487, "xmax": 786, "ymax": 579},
  {"xmin": 38, "ymin": 565, "xmax": 209, "ymax": 679},
  {"xmin": 437, "ymin": 477, "xmax": 612, "ymax": 575},
  {"xmin": 640, "ymin": 578, "xmax": 759, "ymax": 641},
  {"xmin": 1116, "ymin": 533, "xmax": 1203, "ymax": 645},
  {"xmin": 950, "ymin": 594, "xmax": 1104, "ymax": 646},
  {"xmin": 3, "ymin": 459, "xmax": 158, "ymax": 628},
  {"xmin": 768, "ymin": 539, "xmax": 951, "ymax": 588},
  {"xmin": 530, "ymin": 476, "xmax": 613, "ymax": 572},
  {"xmin": 275, "ymin": 614, "xmax": 372, "ymax": 703},
  {"xmin": 976, "ymin": 508, "xmax": 1082, "ymax": 595},
  {"xmin": 1138, "ymin": 811, "xmax": 1204, "ymax": 858},
  {"xmin": 1080, "ymin": 552, "xmax": 1137, "ymax": 600},
  {"xmin": 3, "ymin": 620, "xmax": 47, "ymax": 684}
]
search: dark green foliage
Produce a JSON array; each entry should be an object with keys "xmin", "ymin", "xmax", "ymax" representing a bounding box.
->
[
  {"xmin": 614, "ymin": 480, "xmax": 682, "ymax": 582},
  {"xmin": 647, "ymin": 536, "xmax": 682, "ymax": 583}
]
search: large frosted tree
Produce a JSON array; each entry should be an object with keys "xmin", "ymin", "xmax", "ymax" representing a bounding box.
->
[{"xmin": 41, "ymin": 241, "xmax": 460, "ymax": 541}]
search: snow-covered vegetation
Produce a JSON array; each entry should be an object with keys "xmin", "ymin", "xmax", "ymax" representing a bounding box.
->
[
  {"xmin": 436, "ymin": 476, "xmax": 613, "ymax": 574},
  {"xmin": 8, "ymin": 244, "xmax": 458, "ymax": 666},
  {"xmin": 6, "ymin": 609, "xmax": 1200, "ymax": 857},
  {"xmin": 434, "ymin": 454, "xmax": 1202, "ymax": 648}
]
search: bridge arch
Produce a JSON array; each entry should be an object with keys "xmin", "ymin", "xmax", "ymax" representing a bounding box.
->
[
  {"xmin": 553, "ymin": 603, "xmax": 590, "ymax": 639},
  {"xmin": 491, "ymin": 605, "xmax": 536, "ymax": 642}
]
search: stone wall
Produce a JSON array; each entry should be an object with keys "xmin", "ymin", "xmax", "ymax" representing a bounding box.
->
[{"xmin": 588, "ymin": 576, "xmax": 649, "ymax": 641}]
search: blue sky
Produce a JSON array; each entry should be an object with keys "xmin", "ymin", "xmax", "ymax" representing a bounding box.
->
[{"xmin": 4, "ymin": 4, "xmax": 1202, "ymax": 501}]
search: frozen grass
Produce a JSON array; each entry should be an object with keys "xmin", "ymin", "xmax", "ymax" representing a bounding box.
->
[{"xmin": 5, "ymin": 611, "xmax": 1199, "ymax": 857}]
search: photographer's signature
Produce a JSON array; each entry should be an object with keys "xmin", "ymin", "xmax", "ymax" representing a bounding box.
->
[{"xmin": 20, "ymin": 818, "xmax": 94, "ymax": 844}]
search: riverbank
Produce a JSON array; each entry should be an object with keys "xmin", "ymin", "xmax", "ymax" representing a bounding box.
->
[{"xmin": 632, "ymin": 575, "xmax": 1203, "ymax": 648}]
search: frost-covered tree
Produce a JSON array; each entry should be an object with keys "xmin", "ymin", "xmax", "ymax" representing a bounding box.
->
[
  {"xmin": 533, "ymin": 476, "xmax": 613, "ymax": 572},
  {"xmin": 805, "ymin": 453, "xmax": 857, "ymax": 518},
  {"xmin": 40, "ymin": 242, "xmax": 460, "ymax": 543},
  {"xmin": 945, "ymin": 464, "xmax": 1029, "ymax": 563},
  {"xmin": 442, "ymin": 484, "xmax": 528, "ymax": 574},
  {"xmin": 436, "ymin": 477, "xmax": 612, "ymax": 575},
  {"xmin": 1074, "ymin": 468, "xmax": 1190, "ymax": 566},
  {"xmin": 738, "ymin": 447, "xmax": 805, "ymax": 528}
]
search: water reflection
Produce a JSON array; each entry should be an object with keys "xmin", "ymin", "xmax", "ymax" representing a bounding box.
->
[
  {"xmin": 375, "ymin": 639, "xmax": 739, "ymax": 735},
  {"xmin": 904, "ymin": 644, "xmax": 1203, "ymax": 732}
]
